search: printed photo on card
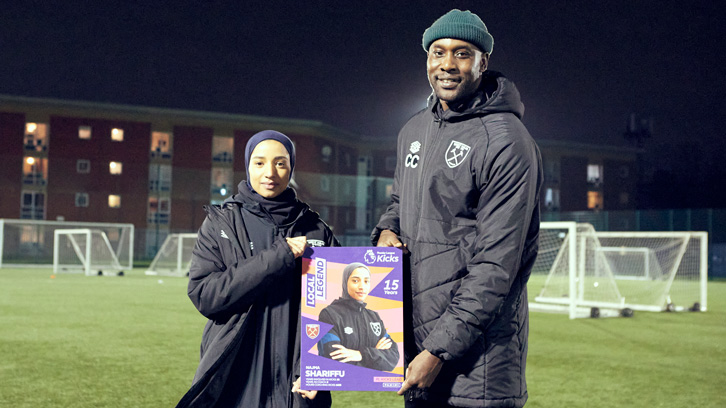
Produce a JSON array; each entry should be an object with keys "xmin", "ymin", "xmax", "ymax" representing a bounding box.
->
[{"xmin": 300, "ymin": 247, "xmax": 404, "ymax": 391}]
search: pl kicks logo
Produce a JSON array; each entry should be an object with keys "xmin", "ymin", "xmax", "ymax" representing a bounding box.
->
[
  {"xmin": 445, "ymin": 140, "xmax": 471, "ymax": 168},
  {"xmin": 364, "ymin": 249, "xmax": 376, "ymax": 264},
  {"xmin": 306, "ymin": 324, "xmax": 320, "ymax": 339}
]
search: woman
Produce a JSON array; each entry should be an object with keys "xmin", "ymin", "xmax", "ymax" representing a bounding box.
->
[
  {"xmin": 177, "ymin": 130, "xmax": 336, "ymax": 407},
  {"xmin": 317, "ymin": 263, "xmax": 399, "ymax": 372}
]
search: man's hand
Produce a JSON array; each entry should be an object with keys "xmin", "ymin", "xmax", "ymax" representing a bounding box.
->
[
  {"xmin": 375, "ymin": 337, "xmax": 392, "ymax": 350},
  {"xmin": 329, "ymin": 344, "xmax": 362, "ymax": 363},
  {"xmin": 397, "ymin": 350, "xmax": 443, "ymax": 395},
  {"xmin": 292, "ymin": 377, "xmax": 318, "ymax": 400},
  {"xmin": 377, "ymin": 229, "xmax": 404, "ymax": 248},
  {"xmin": 286, "ymin": 236, "xmax": 307, "ymax": 259}
]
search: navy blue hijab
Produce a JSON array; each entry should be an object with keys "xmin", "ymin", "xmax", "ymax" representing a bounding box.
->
[
  {"xmin": 240, "ymin": 130, "xmax": 302, "ymax": 226},
  {"xmin": 244, "ymin": 130, "xmax": 296, "ymax": 184}
]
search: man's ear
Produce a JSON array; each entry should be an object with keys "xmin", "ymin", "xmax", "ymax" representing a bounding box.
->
[{"xmin": 480, "ymin": 53, "xmax": 490, "ymax": 72}]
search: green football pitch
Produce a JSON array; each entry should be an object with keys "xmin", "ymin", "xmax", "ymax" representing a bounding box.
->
[{"xmin": 1, "ymin": 268, "xmax": 724, "ymax": 407}]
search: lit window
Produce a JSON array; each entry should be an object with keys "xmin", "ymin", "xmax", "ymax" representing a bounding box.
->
[
  {"xmin": 108, "ymin": 195, "xmax": 121, "ymax": 208},
  {"xmin": 110, "ymin": 161, "xmax": 122, "ymax": 175},
  {"xmin": 75, "ymin": 193, "xmax": 89, "ymax": 207},
  {"xmin": 212, "ymin": 136, "xmax": 234, "ymax": 163},
  {"xmin": 77, "ymin": 159, "xmax": 90, "ymax": 174},
  {"xmin": 79, "ymin": 126, "xmax": 92, "ymax": 139},
  {"xmin": 22, "ymin": 157, "xmax": 47, "ymax": 186},
  {"xmin": 151, "ymin": 131, "xmax": 171, "ymax": 157},
  {"xmin": 111, "ymin": 128, "xmax": 124, "ymax": 141},
  {"xmin": 545, "ymin": 188, "xmax": 560, "ymax": 211},
  {"xmin": 25, "ymin": 123, "xmax": 48, "ymax": 152},
  {"xmin": 587, "ymin": 164, "xmax": 603, "ymax": 185},
  {"xmin": 587, "ymin": 191, "xmax": 603, "ymax": 210}
]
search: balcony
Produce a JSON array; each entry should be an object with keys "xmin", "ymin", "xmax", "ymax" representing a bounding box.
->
[{"xmin": 22, "ymin": 173, "xmax": 47, "ymax": 186}]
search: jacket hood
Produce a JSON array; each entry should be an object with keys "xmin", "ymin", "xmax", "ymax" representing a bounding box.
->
[
  {"xmin": 220, "ymin": 180, "xmax": 309, "ymax": 226},
  {"xmin": 428, "ymin": 70, "xmax": 525, "ymax": 121}
]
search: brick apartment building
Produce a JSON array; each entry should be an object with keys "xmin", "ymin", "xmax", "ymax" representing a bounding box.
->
[
  {"xmin": 1, "ymin": 94, "xmax": 638, "ymax": 259},
  {"xmin": 0, "ymin": 95, "xmax": 397, "ymax": 257}
]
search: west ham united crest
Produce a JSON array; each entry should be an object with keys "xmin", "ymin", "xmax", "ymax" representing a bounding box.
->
[
  {"xmin": 445, "ymin": 140, "xmax": 471, "ymax": 168},
  {"xmin": 370, "ymin": 322, "xmax": 382, "ymax": 336},
  {"xmin": 306, "ymin": 324, "xmax": 320, "ymax": 339}
]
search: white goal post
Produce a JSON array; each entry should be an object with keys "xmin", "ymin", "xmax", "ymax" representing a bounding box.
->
[
  {"xmin": 145, "ymin": 233, "xmax": 198, "ymax": 277},
  {"xmin": 532, "ymin": 222, "xmax": 708, "ymax": 318},
  {"xmin": 0, "ymin": 219, "xmax": 134, "ymax": 269},
  {"xmin": 53, "ymin": 229, "xmax": 124, "ymax": 276}
]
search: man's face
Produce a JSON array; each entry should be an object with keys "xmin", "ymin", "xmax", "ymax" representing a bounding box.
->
[
  {"xmin": 427, "ymin": 38, "xmax": 489, "ymax": 110},
  {"xmin": 247, "ymin": 140, "xmax": 291, "ymax": 198}
]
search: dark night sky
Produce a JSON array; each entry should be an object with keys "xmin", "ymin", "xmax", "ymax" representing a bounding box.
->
[{"xmin": 2, "ymin": 0, "xmax": 725, "ymax": 203}]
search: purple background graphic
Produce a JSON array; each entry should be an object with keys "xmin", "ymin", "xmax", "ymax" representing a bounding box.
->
[{"xmin": 301, "ymin": 247, "xmax": 404, "ymax": 391}]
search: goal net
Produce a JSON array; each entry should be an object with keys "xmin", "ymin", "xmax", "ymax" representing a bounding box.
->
[
  {"xmin": 532, "ymin": 222, "xmax": 707, "ymax": 318},
  {"xmin": 53, "ymin": 229, "xmax": 124, "ymax": 276},
  {"xmin": 0, "ymin": 219, "xmax": 134, "ymax": 269},
  {"xmin": 145, "ymin": 233, "xmax": 197, "ymax": 277}
]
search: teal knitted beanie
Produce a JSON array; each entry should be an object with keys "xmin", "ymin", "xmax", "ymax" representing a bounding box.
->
[{"xmin": 422, "ymin": 9, "xmax": 494, "ymax": 54}]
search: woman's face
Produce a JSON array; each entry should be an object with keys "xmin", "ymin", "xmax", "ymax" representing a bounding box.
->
[
  {"xmin": 346, "ymin": 267, "xmax": 371, "ymax": 302},
  {"xmin": 247, "ymin": 140, "xmax": 291, "ymax": 198}
]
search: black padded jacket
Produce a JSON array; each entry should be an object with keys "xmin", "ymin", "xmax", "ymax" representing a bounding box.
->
[
  {"xmin": 372, "ymin": 71, "xmax": 542, "ymax": 408},
  {"xmin": 177, "ymin": 184, "xmax": 338, "ymax": 408}
]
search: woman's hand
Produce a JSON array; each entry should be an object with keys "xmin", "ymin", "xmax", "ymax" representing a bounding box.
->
[
  {"xmin": 329, "ymin": 344, "xmax": 362, "ymax": 363},
  {"xmin": 286, "ymin": 236, "xmax": 307, "ymax": 258},
  {"xmin": 292, "ymin": 377, "xmax": 318, "ymax": 400},
  {"xmin": 375, "ymin": 337, "xmax": 392, "ymax": 350}
]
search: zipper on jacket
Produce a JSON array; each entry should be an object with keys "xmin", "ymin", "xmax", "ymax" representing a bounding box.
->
[{"xmin": 414, "ymin": 117, "xmax": 444, "ymax": 240}]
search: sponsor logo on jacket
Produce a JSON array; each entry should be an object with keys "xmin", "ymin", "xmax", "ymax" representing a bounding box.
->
[
  {"xmin": 307, "ymin": 239, "xmax": 325, "ymax": 247},
  {"xmin": 405, "ymin": 141, "xmax": 421, "ymax": 168}
]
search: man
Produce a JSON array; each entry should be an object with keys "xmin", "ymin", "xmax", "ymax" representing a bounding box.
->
[{"xmin": 372, "ymin": 9, "xmax": 542, "ymax": 408}]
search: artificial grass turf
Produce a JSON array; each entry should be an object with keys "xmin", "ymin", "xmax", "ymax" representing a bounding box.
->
[{"xmin": 1, "ymin": 268, "xmax": 724, "ymax": 407}]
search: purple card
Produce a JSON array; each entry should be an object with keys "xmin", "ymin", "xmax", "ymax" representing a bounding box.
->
[{"xmin": 301, "ymin": 247, "xmax": 404, "ymax": 391}]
